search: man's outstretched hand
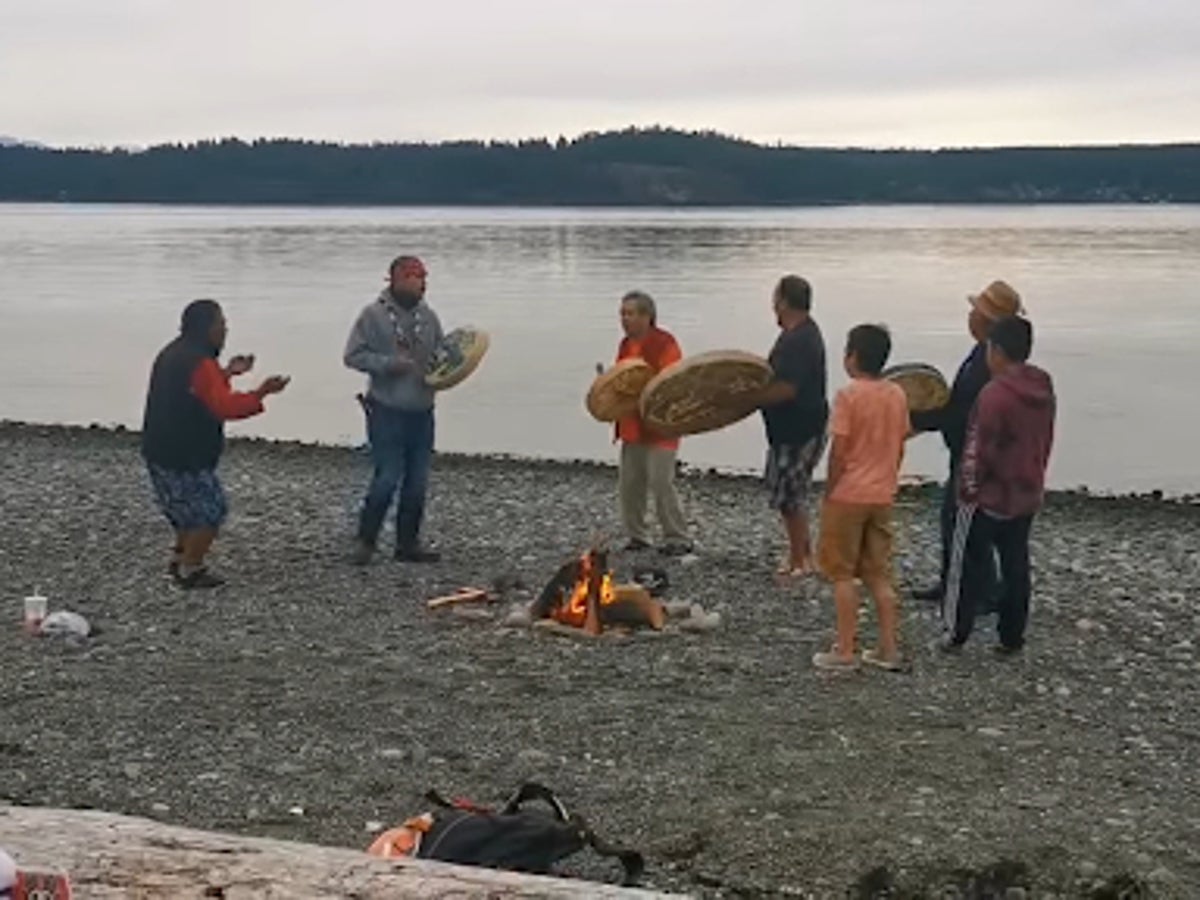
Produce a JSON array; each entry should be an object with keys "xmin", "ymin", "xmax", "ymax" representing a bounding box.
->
[
  {"xmin": 226, "ymin": 354, "xmax": 255, "ymax": 377},
  {"xmin": 256, "ymin": 375, "xmax": 291, "ymax": 397}
]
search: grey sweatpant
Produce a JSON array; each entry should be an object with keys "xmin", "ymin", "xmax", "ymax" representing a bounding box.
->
[{"xmin": 618, "ymin": 442, "xmax": 689, "ymax": 544}]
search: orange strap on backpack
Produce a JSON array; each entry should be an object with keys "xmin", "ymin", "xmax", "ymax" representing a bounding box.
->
[{"xmin": 365, "ymin": 813, "xmax": 434, "ymax": 859}]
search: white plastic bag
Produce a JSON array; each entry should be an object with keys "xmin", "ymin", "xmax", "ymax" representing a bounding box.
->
[{"xmin": 39, "ymin": 610, "xmax": 91, "ymax": 639}]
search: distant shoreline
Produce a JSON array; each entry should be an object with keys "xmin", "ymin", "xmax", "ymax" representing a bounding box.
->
[
  {"xmin": 1, "ymin": 198, "xmax": 1196, "ymax": 209},
  {"xmin": 4, "ymin": 129, "xmax": 1199, "ymax": 205}
]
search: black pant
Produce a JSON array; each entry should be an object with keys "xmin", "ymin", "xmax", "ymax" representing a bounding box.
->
[
  {"xmin": 945, "ymin": 509, "xmax": 1033, "ymax": 647},
  {"xmin": 938, "ymin": 466, "xmax": 998, "ymax": 602}
]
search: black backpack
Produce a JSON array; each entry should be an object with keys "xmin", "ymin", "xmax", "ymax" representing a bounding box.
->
[{"xmin": 415, "ymin": 782, "xmax": 645, "ymax": 887}]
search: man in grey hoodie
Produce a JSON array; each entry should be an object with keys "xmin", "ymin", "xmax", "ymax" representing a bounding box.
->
[{"xmin": 344, "ymin": 255, "xmax": 444, "ymax": 564}]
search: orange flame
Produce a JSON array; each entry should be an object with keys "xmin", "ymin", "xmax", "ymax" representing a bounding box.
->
[{"xmin": 552, "ymin": 551, "xmax": 616, "ymax": 628}]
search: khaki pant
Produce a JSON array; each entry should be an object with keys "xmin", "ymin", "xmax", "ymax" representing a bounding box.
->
[
  {"xmin": 619, "ymin": 442, "xmax": 689, "ymax": 544},
  {"xmin": 817, "ymin": 501, "xmax": 894, "ymax": 582}
]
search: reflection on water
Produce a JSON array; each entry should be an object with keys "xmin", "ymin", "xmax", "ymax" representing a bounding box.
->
[{"xmin": 0, "ymin": 203, "xmax": 1197, "ymax": 493}]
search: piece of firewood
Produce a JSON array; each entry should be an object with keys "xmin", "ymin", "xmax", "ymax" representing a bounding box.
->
[
  {"xmin": 426, "ymin": 588, "xmax": 490, "ymax": 610},
  {"xmin": 583, "ymin": 550, "xmax": 604, "ymax": 636},
  {"xmin": 605, "ymin": 586, "xmax": 666, "ymax": 630}
]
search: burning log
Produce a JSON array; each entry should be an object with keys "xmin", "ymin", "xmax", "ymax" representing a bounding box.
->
[
  {"xmin": 605, "ymin": 586, "xmax": 666, "ymax": 630},
  {"xmin": 583, "ymin": 547, "xmax": 605, "ymax": 636},
  {"xmin": 531, "ymin": 557, "xmax": 584, "ymax": 621}
]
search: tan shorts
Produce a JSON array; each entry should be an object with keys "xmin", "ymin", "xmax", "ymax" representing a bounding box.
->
[{"xmin": 818, "ymin": 501, "xmax": 894, "ymax": 582}]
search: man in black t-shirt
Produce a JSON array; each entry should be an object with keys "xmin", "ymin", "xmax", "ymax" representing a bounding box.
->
[{"xmin": 741, "ymin": 275, "xmax": 830, "ymax": 575}]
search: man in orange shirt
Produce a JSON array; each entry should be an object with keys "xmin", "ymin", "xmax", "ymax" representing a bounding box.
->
[
  {"xmin": 813, "ymin": 324, "xmax": 910, "ymax": 671},
  {"xmin": 142, "ymin": 300, "xmax": 289, "ymax": 588},
  {"xmin": 614, "ymin": 291, "xmax": 692, "ymax": 556}
]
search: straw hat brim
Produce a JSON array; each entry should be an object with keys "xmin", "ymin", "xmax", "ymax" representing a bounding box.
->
[{"xmin": 966, "ymin": 293, "xmax": 1023, "ymax": 321}]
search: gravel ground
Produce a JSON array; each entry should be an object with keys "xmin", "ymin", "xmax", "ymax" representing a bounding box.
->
[{"xmin": 1, "ymin": 422, "xmax": 1198, "ymax": 899}]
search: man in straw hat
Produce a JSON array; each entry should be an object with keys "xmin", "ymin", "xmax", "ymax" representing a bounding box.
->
[{"xmin": 909, "ymin": 279, "xmax": 1023, "ymax": 605}]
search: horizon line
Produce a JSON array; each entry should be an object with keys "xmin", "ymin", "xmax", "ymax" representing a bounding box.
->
[{"xmin": 5, "ymin": 126, "xmax": 1200, "ymax": 155}]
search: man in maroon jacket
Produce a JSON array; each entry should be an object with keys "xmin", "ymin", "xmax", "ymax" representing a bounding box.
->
[{"xmin": 942, "ymin": 316, "xmax": 1055, "ymax": 653}]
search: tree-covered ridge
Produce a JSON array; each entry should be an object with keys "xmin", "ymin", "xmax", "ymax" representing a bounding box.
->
[{"xmin": 2, "ymin": 127, "xmax": 1198, "ymax": 205}]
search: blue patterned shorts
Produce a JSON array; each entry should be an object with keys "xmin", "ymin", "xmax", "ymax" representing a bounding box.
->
[
  {"xmin": 765, "ymin": 436, "xmax": 828, "ymax": 514},
  {"xmin": 147, "ymin": 464, "xmax": 228, "ymax": 530}
]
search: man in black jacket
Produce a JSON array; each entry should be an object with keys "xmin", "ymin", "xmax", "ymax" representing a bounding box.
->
[
  {"xmin": 142, "ymin": 300, "xmax": 289, "ymax": 588},
  {"xmin": 910, "ymin": 280, "xmax": 1022, "ymax": 603}
]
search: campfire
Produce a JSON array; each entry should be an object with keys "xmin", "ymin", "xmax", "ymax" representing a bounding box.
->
[
  {"xmin": 531, "ymin": 546, "xmax": 665, "ymax": 635},
  {"xmin": 425, "ymin": 544, "xmax": 721, "ymax": 636}
]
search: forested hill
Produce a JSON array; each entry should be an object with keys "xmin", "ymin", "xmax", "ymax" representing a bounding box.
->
[{"xmin": 2, "ymin": 128, "xmax": 1198, "ymax": 206}]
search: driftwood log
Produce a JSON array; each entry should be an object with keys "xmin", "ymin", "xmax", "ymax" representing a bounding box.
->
[{"xmin": 0, "ymin": 805, "xmax": 684, "ymax": 899}]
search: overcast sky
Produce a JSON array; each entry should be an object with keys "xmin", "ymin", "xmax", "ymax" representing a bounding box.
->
[{"xmin": 2, "ymin": 0, "xmax": 1198, "ymax": 149}]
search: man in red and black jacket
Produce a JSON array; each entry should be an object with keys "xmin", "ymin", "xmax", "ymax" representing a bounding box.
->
[
  {"xmin": 942, "ymin": 316, "xmax": 1055, "ymax": 653},
  {"xmin": 141, "ymin": 300, "xmax": 289, "ymax": 588}
]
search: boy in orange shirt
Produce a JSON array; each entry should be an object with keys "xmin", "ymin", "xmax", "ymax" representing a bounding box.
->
[{"xmin": 813, "ymin": 325, "xmax": 910, "ymax": 671}]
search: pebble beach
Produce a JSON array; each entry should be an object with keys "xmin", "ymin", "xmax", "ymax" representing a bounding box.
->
[{"xmin": 1, "ymin": 421, "xmax": 1198, "ymax": 898}]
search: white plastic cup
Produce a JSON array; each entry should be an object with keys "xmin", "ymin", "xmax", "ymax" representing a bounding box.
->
[
  {"xmin": 0, "ymin": 847, "xmax": 16, "ymax": 891},
  {"xmin": 23, "ymin": 593, "xmax": 47, "ymax": 634}
]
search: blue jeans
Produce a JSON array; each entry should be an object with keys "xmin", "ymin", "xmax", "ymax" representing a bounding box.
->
[{"xmin": 358, "ymin": 401, "xmax": 435, "ymax": 549}]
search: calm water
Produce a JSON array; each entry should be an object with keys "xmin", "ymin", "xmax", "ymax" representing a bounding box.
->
[{"xmin": 1, "ymin": 203, "xmax": 1197, "ymax": 493}]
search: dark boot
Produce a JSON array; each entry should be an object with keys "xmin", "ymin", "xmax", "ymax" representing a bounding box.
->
[
  {"xmin": 395, "ymin": 545, "xmax": 441, "ymax": 563},
  {"xmin": 911, "ymin": 584, "xmax": 943, "ymax": 602},
  {"xmin": 351, "ymin": 539, "xmax": 376, "ymax": 566},
  {"xmin": 177, "ymin": 567, "xmax": 225, "ymax": 590}
]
